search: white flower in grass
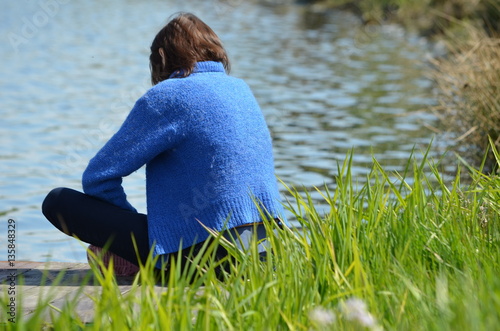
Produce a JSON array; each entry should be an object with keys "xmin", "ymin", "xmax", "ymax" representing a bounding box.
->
[
  {"xmin": 339, "ymin": 297, "xmax": 377, "ymax": 328},
  {"xmin": 309, "ymin": 306, "xmax": 336, "ymax": 326}
]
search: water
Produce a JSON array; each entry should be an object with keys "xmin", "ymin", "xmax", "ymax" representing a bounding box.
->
[{"xmin": 0, "ymin": 0, "xmax": 451, "ymax": 262}]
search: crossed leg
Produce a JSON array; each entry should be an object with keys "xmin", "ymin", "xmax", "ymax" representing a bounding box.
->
[{"xmin": 41, "ymin": 187, "xmax": 150, "ymax": 266}]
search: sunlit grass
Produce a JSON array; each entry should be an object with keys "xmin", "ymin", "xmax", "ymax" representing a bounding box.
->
[{"xmin": 2, "ymin": 146, "xmax": 500, "ymax": 330}]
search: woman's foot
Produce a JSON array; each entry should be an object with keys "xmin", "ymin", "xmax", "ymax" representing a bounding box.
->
[{"xmin": 86, "ymin": 245, "xmax": 139, "ymax": 276}]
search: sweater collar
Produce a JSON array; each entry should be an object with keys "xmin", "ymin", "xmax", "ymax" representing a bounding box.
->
[
  {"xmin": 169, "ymin": 61, "xmax": 225, "ymax": 79},
  {"xmin": 193, "ymin": 61, "xmax": 225, "ymax": 74}
]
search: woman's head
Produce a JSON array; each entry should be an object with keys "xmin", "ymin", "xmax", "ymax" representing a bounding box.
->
[{"xmin": 149, "ymin": 13, "xmax": 230, "ymax": 85}]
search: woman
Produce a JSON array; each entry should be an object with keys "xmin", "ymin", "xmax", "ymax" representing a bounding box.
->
[{"xmin": 42, "ymin": 12, "xmax": 286, "ymax": 276}]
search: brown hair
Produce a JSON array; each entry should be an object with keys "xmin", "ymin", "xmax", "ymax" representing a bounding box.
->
[{"xmin": 149, "ymin": 13, "xmax": 230, "ymax": 85}]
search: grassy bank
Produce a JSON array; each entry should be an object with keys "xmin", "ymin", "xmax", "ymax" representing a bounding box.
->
[
  {"xmin": 3, "ymin": 147, "xmax": 500, "ymax": 330},
  {"xmin": 430, "ymin": 24, "xmax": 500, "ymax": 168},
  {"xmin": 308, "ymin": 0, "xmax": 500, "ymax": 170},
  {"xmin": 311, "ymin": 0, "xmax": 499, "ymax": 36}
]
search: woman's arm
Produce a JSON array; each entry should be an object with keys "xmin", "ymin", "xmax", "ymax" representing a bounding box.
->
[{"xmin": 82, "ymin": 94, "xmax": 183, "ymax": 211}]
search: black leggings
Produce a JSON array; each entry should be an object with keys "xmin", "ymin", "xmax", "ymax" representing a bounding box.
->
[
  {"xmin": 41, "ymin": 187, "xmax": 229, "ymax": 269},
  {"xmin": 42, "ymin": 187, "xmax": 152, "ymax": 266},
  {"xmin": 42, "ymin": 188, "xmax": 273, "ymax": 272}
]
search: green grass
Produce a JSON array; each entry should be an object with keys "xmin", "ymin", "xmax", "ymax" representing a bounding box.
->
[{"xmin": 2, "ymin": 145, "xmax": 500, "ymax": 330}]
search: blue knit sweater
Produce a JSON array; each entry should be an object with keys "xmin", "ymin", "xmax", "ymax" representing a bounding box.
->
[{"xmin": 82, "ymin": 61, "xmax": 286, "ymax": 256}]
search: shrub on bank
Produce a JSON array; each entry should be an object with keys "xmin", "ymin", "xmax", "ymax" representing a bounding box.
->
[
  {"xmin": 430, "ymin": 26, "xmax": 500, "ymax": 168},
  {"xmin": 310, "ymin": 0, "xmax": 498, "ymax": 35}
]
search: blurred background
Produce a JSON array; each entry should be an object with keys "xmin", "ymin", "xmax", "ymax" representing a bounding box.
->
[{"xmin": 1, "ymin": 0, "xmax": 459, "ymax": 262}]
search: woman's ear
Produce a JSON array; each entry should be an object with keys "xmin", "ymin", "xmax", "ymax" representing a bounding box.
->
[{"xmin": 159, "ymin": 48, "xmax": 166, "ymax": 67}]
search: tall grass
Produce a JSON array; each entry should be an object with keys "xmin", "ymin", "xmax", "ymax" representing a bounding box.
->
[{"xmin": 2, "ymin": 147, "xmax": 500, "ymax": 330}]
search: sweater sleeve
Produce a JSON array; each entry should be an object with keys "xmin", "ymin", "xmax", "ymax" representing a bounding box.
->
[{"xmin": 82, "ymin": 94, "xmax": 183, "ymax": 211}]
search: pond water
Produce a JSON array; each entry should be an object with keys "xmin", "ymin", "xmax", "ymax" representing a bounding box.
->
[{"xmin": 0, "ymin": 0, "xmax": 451, "ymax": 262}]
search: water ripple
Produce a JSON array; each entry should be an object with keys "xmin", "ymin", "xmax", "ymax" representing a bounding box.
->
[{"xmin": 0, "ymin": 0, "xmax": 450, "ymax": 261}]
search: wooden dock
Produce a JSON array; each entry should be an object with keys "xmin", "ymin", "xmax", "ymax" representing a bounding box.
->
[{"xmin": 0, "ymin": 261, "xmax": 139, "ymax": 323}]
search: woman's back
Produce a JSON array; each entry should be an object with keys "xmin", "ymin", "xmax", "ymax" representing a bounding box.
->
[{"xmin": 145, "ymin": 61, "xmax": 284, "ymax": 254}]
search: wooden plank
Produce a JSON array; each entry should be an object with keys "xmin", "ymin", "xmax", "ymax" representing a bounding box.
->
[
  {"xmin": 0, "ymin": 261, "xmax": 38, "ymax": 283},
  {"xmin": 0, "ymin": 261, "xmax": 93, "ymax": 286},
  {"xmin": 22, "ymin": 285, "xmax": 101, "ymax": 323},
  {"xmin": 21, "ymin": 285, "xmax": 88, "ymax": 313},
  {"xmin": 0, "ymin": 261, "xmax": 140, "ymax": 323}
]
